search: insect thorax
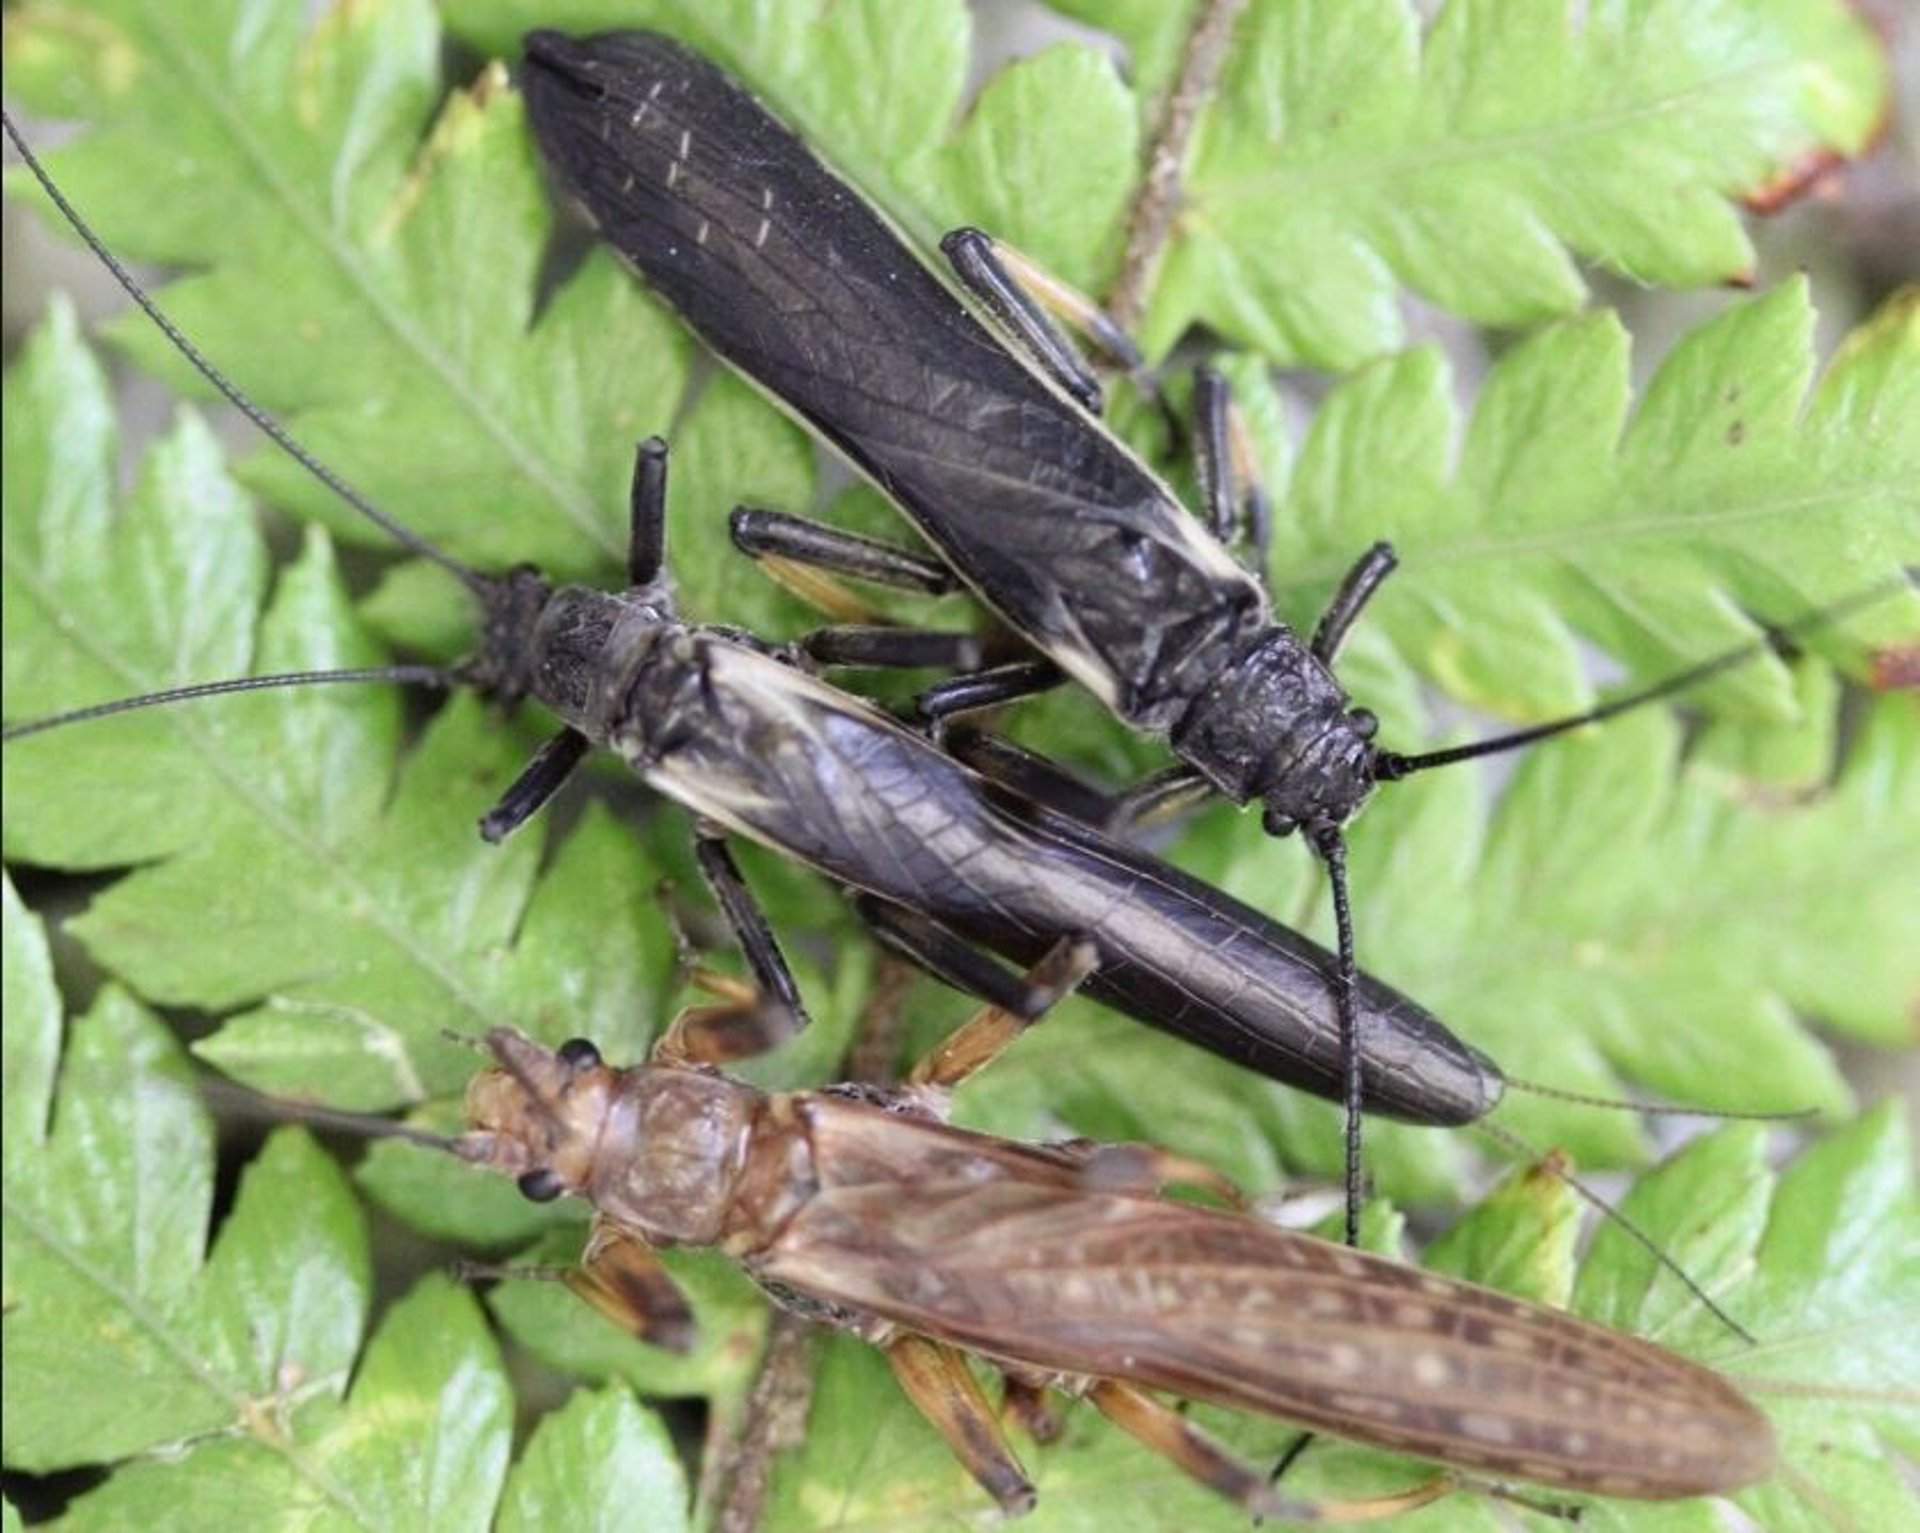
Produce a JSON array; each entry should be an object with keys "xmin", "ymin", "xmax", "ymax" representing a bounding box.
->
[
  {"xmin": 1172, "ymin": 628, "xmax": 1376, "ymax": 823},
  {"xmin": 590, "ymin": 1067, "xmax": 764, "ymax": 1245},
  {"xmin": 524, "ymin": 583, "xmax": 686, "ymax": 746}
]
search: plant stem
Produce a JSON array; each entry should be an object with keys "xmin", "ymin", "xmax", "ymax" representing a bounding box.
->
[
  {"xmin": 1108, "ymin": 0, "xmax": 1249, "ymax": 334},
  {"xmin": 705, "ymin": 957, "xmax": 922, "ymax": 1532}
]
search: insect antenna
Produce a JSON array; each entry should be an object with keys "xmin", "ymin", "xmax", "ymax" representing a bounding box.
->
[
  {"xmin": 1474, "ymin": 1121, "xmax": 1757, "ymax": 1344},
  {"xmin": 1374, "ymin": 570, "xmax": 1916, "ymax": 780},
  {"xmin": 1, "ymin": 107, "xmax": 491, "ymax": 597},
  {"xmin": 1, "ymin": 667, "xmax": 453, "ymax": 743},
  {"xmin": 1307, "ymin": 825, "xmax": 1365, "ymax": 1248},
  {"xmin": 190, "ymin": 1074, "xmax": 471, "ymax": 1157},
  {"xmin": 1507, "ymin": 1076, "xmax": 1817, "ymax": 1122}
]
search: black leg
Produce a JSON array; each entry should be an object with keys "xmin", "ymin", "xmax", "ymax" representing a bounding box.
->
[
  {"xmin": 1191, "ymin": 366, "xmax": 1236, "ymax": 544},
  {"xmin": 943, "ymin": 228, "xmax": 1146, "ymax": 377},
  {"xmin": 479, "ymin": 726, "xmax": 590, "ymax": 844},
  {"xmin": 943, "ymin": 727, "xmax": 1116, "ymax": 828},
  {"xmin": 1309, "ymin": 826, "xmax": 1364, "ymax": 1248},
  {"xmin": 629, "ymin": 437, "xmax": 669, "ymax": 586},
  {"xmin": 1105, "ymin": 763, "xmax": 1215, "ymax": 833},
  {"xmin": 854, "ymin": 896, "xmax": 1062, "ymax": 1020},
  {"xmin": 730, "ymin": 506, "xmax": 957, "ymax": 595},
  {"xmin": 1189, "ymin": 365, "xmax": 1275, "ymax": 577},
  {"xmin": 1310, "ymin": 541, "xmax": 1397, "ymax": 665},
  {"xmin": 942, "ymin": 227, "xmax": 1107, "ymax": 414},
  {"xmin": 915, "ymin": 659, "xmax": 1064, "ymax": 724},
  {"xmin": 693, "ymin": 831, "xmax": 811, "ymax": 1033},
  {"xmin": 1268, "ymin": 1431, "xmax": 1316, "ymax": 1486},
  {"xmin": 800, "ymin": 625, "xmax": 984, "ymax": 672}
]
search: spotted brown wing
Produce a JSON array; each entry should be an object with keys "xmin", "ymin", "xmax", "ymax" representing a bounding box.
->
[{"xmin": 751, "ymin": 1110, "xmax": 1772, "ymax": 1501}]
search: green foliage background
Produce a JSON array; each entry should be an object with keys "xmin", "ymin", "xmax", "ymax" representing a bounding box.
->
[{"xmin": 2, "ymin": 1, "xmax": 1916, "ymax": 1528}]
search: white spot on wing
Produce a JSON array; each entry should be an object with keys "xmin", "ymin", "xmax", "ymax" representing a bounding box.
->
[{"xmin": 1459, "ymin": 1412, "xmax": 1517, "ymax": 1445}]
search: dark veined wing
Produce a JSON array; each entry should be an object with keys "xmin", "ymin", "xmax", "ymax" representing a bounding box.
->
[
  {"xmin": 753, "ymin": 1105, "xmax": 1773, "ymax": 1501},
  {"xmin": 521, "ymin": 29, "xmax": 1267, "ymax": 725},
  {"xmin": 630, "ymin": 638, "xmax": 1496, "ymax": 1125}
]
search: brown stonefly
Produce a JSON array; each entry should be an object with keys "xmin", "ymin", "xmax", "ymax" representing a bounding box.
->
[{"xmin": 426, "ymin": 939, "xmax": 1773, "ymax": 1522}]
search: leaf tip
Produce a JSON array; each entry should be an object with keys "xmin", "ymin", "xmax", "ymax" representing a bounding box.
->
[{"xmin": 1739, "ymin": 145, "xmax": 1855, "ymax": 218}]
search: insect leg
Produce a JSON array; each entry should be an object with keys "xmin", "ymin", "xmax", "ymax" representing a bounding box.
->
[
  {"xmin": 942, "ymin": 227, "xmax": 1113, "ymax": 414},
  {"xmin": 1191, "ymin": 364, "xmax": 1275, "ymax": 572},
  {"xmin": 854, "ymin": 896, "xmax": 1063, "ymax": 1021},
  {"xmin": 915, "ymin": 659, "xmax": 1065, "ymax": 725},
  {"xmin": 1310, "ymin": 542, "xmax": 1399, "ymax": 665},
  {"xmin": 654, "ymin": 834, "xmax": 811, "ymax": 1065},
  {"xmin": 730, "ymin": 507, "xmax": 958, "ymax": 595},
  {"xmin": 1001, "ymin": 1376, "xmax": 1065, "ymax": 1445},
  {"xmin": 886, "ymin": 1335, "xmax": 1037, "ymax": 1517},
  {"xmin": 798, "ymin": 625, "xmax": 984, "ymax": 672},
  {"xmin": 567, "ymin": 1220, "xmax": 699, "ymax": 1355},
  {"xmin": 1104, "ymin": 762, "xmax": 1216, "ymax": 833},
  {"xmin": 908, "ymin": 937, "xmax": 1098, "ymax": 1089},
  {"xmin": 477, "ymin": 726, "xmax": 592, "ymax": 844},
  {"xmin": 1062, "ymin": 1140, "xmax": 1247, "ymax": 1209},
  {"xmin": 942, "ymin": 727, "xmax": 1117, "ymax": 826},
  {"xmin": 1088, "ymin": 1381, "xmax": 1452, "ymax": 1523},
  {"xmin": 731, "ymin": 506, "xmax": 951, "ymax": 624},
  {"xmin": 728, "ymin": 507, "xmax": 984, "ymax": 663},
  {"xmin": 628, "ymin": 436, "xmax": 670, "ymax": 586}
]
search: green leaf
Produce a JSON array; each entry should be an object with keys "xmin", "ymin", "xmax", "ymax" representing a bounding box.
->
[
  {"xmin": 2, "ymin": 302, "xmax": 692, "ymax": 1110},
  {"xmin": 497, "ymin": 1385, "xmax": 690, "ymax": 1533},
  {"xmin": 1142, "ymin": 0, "xmax": 1891, "ymax": 365},
  {"xmin": 4, "ymin": 0, "xmax": 696, "ymax": 580},
  {"xmin": 1, "ymin": 875, "xmax": 372, "ymax": 1475},
  {"xmin": 761, "ymin": 1118, "xmax": 1918, "ymax": 1531},
  {"xmin": 1256, "ymin": 283, "xmax": 1920, "ymax": 723},
  {"xmin": 3, "ymin": 7, "xmax": 1915, "ymax": 1525},
  {"xmin": 3, "ymin": 880, "xmax": 706, "ymax": 1529}
]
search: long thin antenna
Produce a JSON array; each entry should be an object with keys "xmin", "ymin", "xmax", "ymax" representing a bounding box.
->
[
  {"xmin": 191, "ymin": 1075, "xmax": 465, "ymax": 1155},
  {"xmin": 1508, "ymin": 1076, "xmax": 1817, "ymax": 1121},
  {"xmin": 2, "ymin": 108, "xmax": 492, "ymax": 596},
  {"xmin": 1475, "ymin": 1121, "xmax": 1756, "ymax": 1345},
  {"xmin": 2, "ymin": 666, "xmax": 450, "ymax": 742},
  {"xmin": 1310, "ymin": 825, "xmax": 1365, "ymax": 1249},
  {"xmin": 1375, "ymin": 571, "xmax": 1915, "ymax": 779}
]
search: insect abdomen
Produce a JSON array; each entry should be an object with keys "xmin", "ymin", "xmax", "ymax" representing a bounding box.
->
[{"xmin": 757, "ymin": 1162, "xmax": 1774, "ymax": 1501}]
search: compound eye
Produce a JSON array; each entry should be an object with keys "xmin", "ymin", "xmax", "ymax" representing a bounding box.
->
[
  {"xmin": 1348, "ymin": 707, "xmax": 1379, "ymax": 740},
  {"xmin": 558, "ymin": 1037, "xmax": 602, "ymax": 1070},
  {"xmin": 1262, "ymin": 808, "xmax": 1298, "ymax": 838},
  {"xmin": 517, "ymin": 1168, "xmax": 567, "ymax": 1203}
]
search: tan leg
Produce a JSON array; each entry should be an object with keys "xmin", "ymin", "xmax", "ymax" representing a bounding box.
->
[
  {"xmin": 1001, "ymin": 1375, "xmax": 1064, "ymax": 1445},
  {"xmin": 1068, "ymin": 1141, "xmax": 1247, "ymax": 1210},
  {"xmin": 887, "ymin": 1336, "xmax": 1036, "ymax": 1517},
  {"xmin": 653, "ymin": 996, "xmax": 801, "ymax": 1067},
  {"xmin": 566, "ymin": 1221, "xmax": 698, "ymax": 1355},
  {"xmin": 759, "ymin": 553, "xmax": 881, "ymax": 623},
  {"xmin": 909, "ymin": 937, "xmax": 1098, "ymax": 1090},
  {"xmin": 1089, "ymin": 1381, "xmax": 1453, "ymax": 1524},
  {"xmin": 651, "ymin": 928, "xmax": 801, "ymax": 1068}
]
